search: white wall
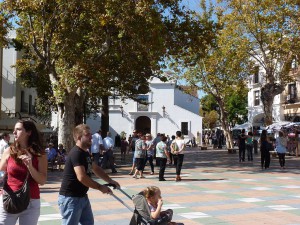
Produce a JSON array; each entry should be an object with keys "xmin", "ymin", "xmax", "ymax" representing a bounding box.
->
[{"xmin": 2, "ymin": 44, "xmax": 17, "ymax": 113}]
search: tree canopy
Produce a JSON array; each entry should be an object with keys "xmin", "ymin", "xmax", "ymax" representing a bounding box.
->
[
  {"xmin": 0, "ymin": 0, "xmax": 216, "ymax": 149},
  {"xmin": 221, "ymin": 0, "xmax": 300, "ymax": 125}
]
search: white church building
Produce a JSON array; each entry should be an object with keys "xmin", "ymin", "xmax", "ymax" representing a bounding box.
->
[{"xmin": 85, "ymin": 77, "xmax": 203, "ymax": 143}]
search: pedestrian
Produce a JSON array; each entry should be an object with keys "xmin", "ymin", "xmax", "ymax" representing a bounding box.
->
[
  {"xmin": 0, "ymin": 119, "xmax": 47, "ymax": 225},
  {"xmin": 246, "ymin": 132, "xmax": 253, "ymax": 161},
  {"xmin": 260, "ymin": 130, "xmax": 272, "ymax": 169},
  {"xmin": 58, "ymin": 124, "xmax": 120, "ymax": 225},
  {"xmin": 132, "ymin": 132, "xmax": 147, "ymax": 179},
  {"xmin": 170, "ymin": 131, "xmax": 186, "ymax": 181},
  {"xmin": 120, "ymin": 137, "xmax": 129, "ymax": 162},
  {"xmin": 102, "ymin": 132, "xmax": 117, "ymax": 173},
  {"xmin": 128, "ymin": 130, "xmax": 139, "ymax": 175},
  {"xmin": 56, "ymin": 143, "xmax": 67, "ymax": 171},
  {"xmin": 167, "ymin": 135, "xmax": 175, "ymax": 165},
  {"xmin": 238, "ymin": 129, "xmax": 247, "ymax": 162},
  {"xmin": 144, "ymin": 133, "xmax": 155, "ymax": 175},
  {"xmin": 0, "ymin": 132, "xmax": 10, "ymax": 160},
  {"xmin": 91, "ymin": 130, "xmax": 104, "ymax": 166},
  {"xmin": 46, "ymin": 143, "xmax": 57, "ymax": 171},
  {"xmin": 276, "ymin": 131, "xmax": 287, "ymax": 169},
  {"xmin": 156, "ymin": 135, "xmax": 170, "ymax": 181}
]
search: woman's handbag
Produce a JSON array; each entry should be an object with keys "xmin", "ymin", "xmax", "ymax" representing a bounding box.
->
[{"xmin": 2, "ymin": 172, "xmax": 30, "ymax": 214}]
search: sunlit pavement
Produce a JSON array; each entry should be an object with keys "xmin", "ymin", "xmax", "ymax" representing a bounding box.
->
[{"xmin": 39, "ymin": 147, "xmax": 300, "ymax": 225}]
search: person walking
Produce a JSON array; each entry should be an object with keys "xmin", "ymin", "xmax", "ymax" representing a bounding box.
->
[
  {"xmin": 156, "ymin": 135, "xmax": 170, "ymax": 181},
  {"xmin": 144, "ymin": 133, "xmax": 155, "ymax": 175},
  {"xmin": 0, "ymin": 132, "xmax": 10, "ymax": 160},
  {"xmin": 238, "ymin": 129, "xmax": 247, "ymax": 162},
  {"xmin": 260, "ymin": 130, "xmax": 272, "ymax": 169},
  {"xmin": 120, "ymin": 137, "xmax": 129, "ymax": 162},
  {"xmin": 102, "ymin": 132, "xmax": 117, "ymax": 173},
  {"xmin": 91, "ymin": 130, "xmax": 104, "ymax": 166},
  {"xmin": 276, "ymin": 131, "xmax": 287, "ymax": 169},
  {"xmin": 171, "ymin": 131, "xmax": 186, "ymax": 181},
  {"xmin": 128, "ymin": 130, "xmax": 139, "ymax": 175},
  {"xmin": 246, "ymin": 132, "xmax": 253, "ymax": 161},
  {"xmin": 58, "ymin": 124, "xmax": 120, "ymax": 225},
  {"xmin": 0, "ymin": 120, "xmax": 47, "ymax": 225},
  {"xmin": 132, "ymin": 133, "xmax": 147, "ymax": 179},
  {"xmin": 167, "ymin": 135, "xmax": 175, "ymax": 165}
]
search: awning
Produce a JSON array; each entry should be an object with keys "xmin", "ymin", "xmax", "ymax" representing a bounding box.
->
[{"xmin": 232, "ymin": 122, "xmax": 252, "ymax": 130}]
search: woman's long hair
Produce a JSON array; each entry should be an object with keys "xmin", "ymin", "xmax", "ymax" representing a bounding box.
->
[
  {"xmin": 260, "ymin": 130, "xmax": 268, "ymax": 142},
  {"xmin": 10, "ymin": 120, "xmax": 45, "ymax": 163}
]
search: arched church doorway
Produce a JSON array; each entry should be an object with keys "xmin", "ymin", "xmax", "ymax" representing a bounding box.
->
[{"xmin": 135, "ymin": 116, "xmax": 151, "ymax": 134}]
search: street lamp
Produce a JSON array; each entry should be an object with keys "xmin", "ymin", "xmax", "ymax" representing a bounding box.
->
[{"xmin": 120, "ymin": 105, "xmax": 124, "ymax": 117}]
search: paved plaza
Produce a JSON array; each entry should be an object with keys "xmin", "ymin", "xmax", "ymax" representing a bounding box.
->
[{"xmin": 38, "ymin": 147, "xmax": 300, "ymax": 225}]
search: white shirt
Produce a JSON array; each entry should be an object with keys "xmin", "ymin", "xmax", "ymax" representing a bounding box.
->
[
  {"xmin": 103, "ymin": 136, "xmax": 114, "ymax": 150},
  {"xmin": 0, "ymin": 139, "xmax": 9, "ymax": 159},
  {"xmin": 173, "ymin": 138, "xmax": 186, "ymax": 154},
  {"xmin": 91, "ymin": 133, "xmax": 103, "ymax": 153}
]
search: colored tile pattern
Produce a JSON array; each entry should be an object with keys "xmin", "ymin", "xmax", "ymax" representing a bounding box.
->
[{"xmin": 38, "ymin": 148, "xmax": 300, "ymax": 225}]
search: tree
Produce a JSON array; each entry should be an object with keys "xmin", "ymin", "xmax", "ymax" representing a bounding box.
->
[
  {"xmin": 203, "ymin": 110, "xmax": 219, "ymax": 130},
  {"xmin": 222, "ymin": 0, "xmax": 300, "ymax": 125},
  {"xmin": 226, "ymin": 87, "xmax": 248, "ymax": 126},
  {"xmin": 176, "ymin": 0, "xmax": 252, "ymax": 149},
  {"xmin": 1, "ymin": 0, "xmax": 214, "ymax": 150}
]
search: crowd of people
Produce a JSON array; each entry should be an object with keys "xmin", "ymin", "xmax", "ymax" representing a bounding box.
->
[
  {"xmin": 0, "ymin": 119, "xmax": 297, "ymax": 225},
  {"xmin": 124, "ymin": 130, "xmax": 186, "ymax": 182},
  {"xmin": 237, "ymin": 128, "xmax": 290, "ymax": 170}
]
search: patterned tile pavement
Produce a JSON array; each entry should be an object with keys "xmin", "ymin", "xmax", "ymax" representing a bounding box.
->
[{"xmin": 38, "ymin": 148, "xmax": 300, "ymax": 225}]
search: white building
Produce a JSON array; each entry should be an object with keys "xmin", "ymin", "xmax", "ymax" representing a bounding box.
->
[
  {"xmin": 247, "ymin": 65, "xmax": 300, "ymax": 132},
  {"xmin": 1, "ymin": 31, "xmax": 48, "ymax": 131},
  {"xmin": 50, "ymin": 77, "xmax": 203, "ymax": 143}
]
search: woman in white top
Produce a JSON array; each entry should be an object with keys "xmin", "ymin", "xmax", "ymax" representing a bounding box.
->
[
  {"xmin": 276, "ymin": 131, "xmax": 287, "ymax": 169},
  {"xmin": 170, "ymin": 131, "xmax": 185, "ymax": 181}
]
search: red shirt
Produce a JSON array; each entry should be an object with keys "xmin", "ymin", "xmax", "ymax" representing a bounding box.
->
[{"xmin": 6, "ymin": 156, "xmax": 40, "ymax": 199}]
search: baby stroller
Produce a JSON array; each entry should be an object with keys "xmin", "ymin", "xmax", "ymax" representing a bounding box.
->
[
  {"xmin": 129, "ymin": 191, "xmax": 173, "ymax": 225},
  {"xmin": 106, "ymin": 184, "xmax": 174, "ymax": 225}
]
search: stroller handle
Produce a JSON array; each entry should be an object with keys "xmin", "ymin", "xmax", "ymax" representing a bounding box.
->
[{"xmin": 104, "ymin": 183, "xmax": 117, "ymax": 189}]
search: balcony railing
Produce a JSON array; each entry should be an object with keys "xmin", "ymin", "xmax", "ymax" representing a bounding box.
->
[{"xmin": 284, "ymin": 94, "xmax": 299, "ymax": 104}]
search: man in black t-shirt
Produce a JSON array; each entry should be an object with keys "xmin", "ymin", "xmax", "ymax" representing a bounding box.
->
[{"xmin": 58, "ymin": 124, "xmax": 120, "ymax": 225}]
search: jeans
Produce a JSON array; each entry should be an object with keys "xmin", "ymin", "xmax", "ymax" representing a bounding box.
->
[
  {"xmin": 92, "ymin": 153, "xmax": 101, "ymax": 166},
  {"xmin": 261, "ymin": 150, "xmax": 270, "ymax": 169},
  {"xmin": 174, "ymin": 154, "xmax": 184, "ymax": 175},
  {"xmin": 0, "ymin": 196, "xmax": 40, "ymax": 225},
  {"xmin": 143, "ymin": 155, "xmax": 154, "ymax": 173},
  {"xmin": 278, "ymin": 153, "xmax": 286, "ymax": 167},
  {"xmin": 157, "ymin": 157, "xmax": 167, "ymax": 180},
  {"xmin": 246, "ymin": 144, "xmax": 253, "ymax": 161},
  {"xmin": 101, "ymin": 149, "xmax": 116, "ymax": 172},
  {"xmin": 239, "ymin": 145, "xmax": 246, "ymax": 161},
  {"xmin": 58, "ymin": 194, "xmax": 94, "ymax": 225}
]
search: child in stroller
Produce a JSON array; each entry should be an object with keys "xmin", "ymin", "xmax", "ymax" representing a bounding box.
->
[{"xmin": 130, "ymin": 186, "xmax": 177, "ymax": 225}]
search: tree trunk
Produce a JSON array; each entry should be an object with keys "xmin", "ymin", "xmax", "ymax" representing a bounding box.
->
[
  {"xmin": 101, "ymin": 96, "xmax": 109, "ymax": 138},
  {"xmin": 260, "ymin": 83, "xmax": 284, "ymax": 126},
  {"xmin": 57, "ymin": 92, "xmax": 84, "ymax": 152},
  {"xmin": 218, "ymin": 101, "xmax": 234, "ymax": 149}
]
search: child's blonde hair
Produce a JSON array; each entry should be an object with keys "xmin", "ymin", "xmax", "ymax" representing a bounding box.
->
[{"xmin": 143, "ymin": 186, "xmax": 160, "ymax": 199}]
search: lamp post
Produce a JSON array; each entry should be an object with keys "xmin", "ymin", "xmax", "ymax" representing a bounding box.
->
[
  {"xmin": 120, "ymin": 105, "xmax": 124, "ymax": 117},
  {"xmin": 162, "ymin": 105, "xmax": 166, "ymax": 117}
]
